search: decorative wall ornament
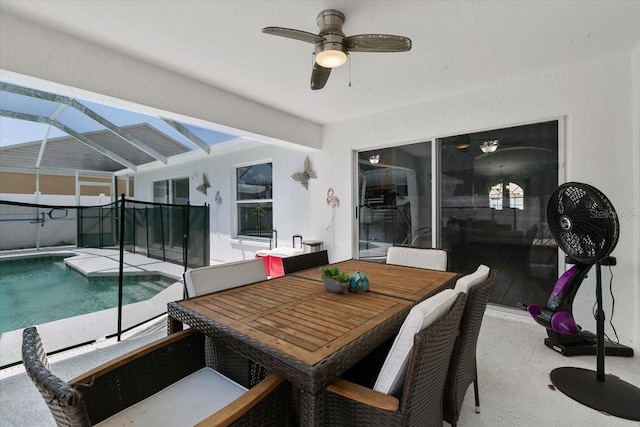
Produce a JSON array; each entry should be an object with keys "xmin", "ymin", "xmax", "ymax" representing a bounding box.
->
[
  {"xmin": 196, "ymin": 173, "xmax": 210, "ymax": 195},
  {"xmin": 326, "ymin": 187, "xmax": 340, "ymax": 208},
  {"xmin": 291, "ymin": 156, "xmax": 317, "ymax": 189},
  {"xmin": 325, "ymin": 187, "xmax": 339, "ymax": 234}
]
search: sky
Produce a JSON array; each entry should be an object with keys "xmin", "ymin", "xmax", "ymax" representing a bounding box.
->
[
  {"xmin": 0, "ymin": 91, "xmax": 236, "ymax": 149},
  {"xmin": 0, "ymin": 117, "xmax": 66, "ymax": 147}
]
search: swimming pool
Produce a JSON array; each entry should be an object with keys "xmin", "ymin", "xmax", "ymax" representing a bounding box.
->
[{"xmin": 0, "ymin": 255, "xmax": 170, "ymax": 334}]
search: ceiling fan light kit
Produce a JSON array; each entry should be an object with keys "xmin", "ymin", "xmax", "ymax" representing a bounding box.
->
[
  {"xmin": 480, "ymin": 140, "xmax": 500, "ymax": 153},
  {"xmin": 262, "ymin": 9, "xmax": 411, "ymax": 90},
  {"xmin": 315, "ymin": 45, "xmax": 347, "ymax": 68},
  {"xmin": 314, "ymin": 10, "xmax": 348, "ymax": 68}
]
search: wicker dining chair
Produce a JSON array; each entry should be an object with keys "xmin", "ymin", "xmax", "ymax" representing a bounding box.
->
[
  {"xmin": 183, "ymin": 257, "xmax": 267, "ymax": 298},
  {"xmin": 443, "ymin": 266, "xmax": 497, "ymax": 426},
  {"xmin": 281, "ymin": 250, "xmax": 329, "ymax": 275},
  {"xmin": 324, "ymin": 291, "xmax": 466, "ymax": 427},
  {"xmin": 22, "ymin": 327, "xmax": 291, "ymax": 427}
]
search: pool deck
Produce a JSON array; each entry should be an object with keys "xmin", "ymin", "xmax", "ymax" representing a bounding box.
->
[{"xmin": 0, "ymin": 248, "xmax": 186, "ymax": 367}]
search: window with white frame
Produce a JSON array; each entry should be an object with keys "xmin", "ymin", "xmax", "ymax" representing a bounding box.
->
[
  {"xmin": 236, "ymin": 162, "xmax": 273, "ymax": 238},
  {"xmin": 489, "ymin": 181, "xmax": 524, "ymax": 210},
  {"xmin": 153, "ymin": 178, "xmax": 189, "ymax": 204}
]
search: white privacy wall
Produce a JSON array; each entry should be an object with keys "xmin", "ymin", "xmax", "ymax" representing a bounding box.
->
[{"xmin": 313, "ymin": 50, "xmax": 640, "ymax": 349}]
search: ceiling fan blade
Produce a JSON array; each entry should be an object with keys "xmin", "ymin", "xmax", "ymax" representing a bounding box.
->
[
  {"xmin": 345, "ymin": 34, "xmax": 412, "ymax": 52},
  {"xmin": 311, "ymin": 63, "xmax": 331, "ymax": 90},
  {"xmin": 262, "ymin": 27, "xmax": 324, "ymax": 44}
]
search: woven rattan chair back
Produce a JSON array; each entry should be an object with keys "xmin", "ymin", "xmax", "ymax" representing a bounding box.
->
[
  {"xmin": 398, "ymin": 292, "xmax": 466, "ymax": 426},
  {"xmin": 22, "ymin": 327, "xmax": 91, "ymax": 427},
  {"xmin": 24, "ymin": 327, "xmax": 291, "ymax": 426},
  {"xmin": 443, "ymin": 269, "xmax": 497, "ymax": 426},
  {"xmin": 324, "ymin": 292, "xmax": 466, "ymax": 426},
  {"xmin": 281, "ymin": 250, "xmax": 329, "ymax": 275}
]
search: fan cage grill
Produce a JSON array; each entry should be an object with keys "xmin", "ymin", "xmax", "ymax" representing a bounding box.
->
[{"xmin": 547, "ymin": 182, "xmax": 619, "ymax": 264}]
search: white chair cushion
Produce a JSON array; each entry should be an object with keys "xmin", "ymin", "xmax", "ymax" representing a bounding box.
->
[
  {"xmin": 386, "ymin": 247, "xmax": 448, "ymax": 271},
  {"xmin": 97, "ymin": 367, "xmax": 247, "ymax": 426},
  {"xmin": 453, "ymin": 264, "xmax": 490, "ymax": 293},
  {"xmin": 373, "ymin": 288, "xmax": 460, "ymax": 396},
  {"xmin": 184, "ymin": 258, "xmax": 267, "ymax": 297}
]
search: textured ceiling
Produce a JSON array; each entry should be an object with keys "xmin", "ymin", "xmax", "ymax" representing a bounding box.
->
[{"xmin": 1, "ymin": 1, "xmax": 639, "ymax": 125}]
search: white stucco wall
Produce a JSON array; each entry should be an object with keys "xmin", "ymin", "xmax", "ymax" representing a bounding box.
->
[
  {"xmin": 313, "ymin": 51, "xmax": 640, "ymax": 349},
  {"xmin": 132, "ymin": 143, "xmax": 315, "ymax": 262},
  {"xmin": 631, "ymin": 41, "xmax": 640, "ymax": 349}
]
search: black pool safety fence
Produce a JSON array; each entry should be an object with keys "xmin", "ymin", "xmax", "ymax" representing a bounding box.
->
[
  {"xmin": 1, "ymin": 196, "xmax": 209, "ymax": 341},
  {"xmin": 0, "ymin": 196, "xmax": 210, "ymax": 269}
]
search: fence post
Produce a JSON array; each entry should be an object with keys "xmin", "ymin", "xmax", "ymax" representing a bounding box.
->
[
  {"xmin": 145, "ymin": 206, "xmax": 150, "ymax": 256},
  {"xmin": 99, "ymin": 206, "xmax": 103, "ymax": 248},
  {"xmin": 183, "ymin": 204, "xmax": 190, "ymax": 271},
  {"xmin": 77, "ymin": 207, "xmax": 82, "ymax": 247},
  {"xmin": 117, "ymin": 194, "xmax": 126, "ymax": 342},
  {"xmin": 132, "ymin": 205, "xmax": 136, "ymax": 254},
  {"xmin": 182, "ymin": 204, "xmax": 190, "ymax": 299},
  {"xmin": 204, "ymin": 203, "xmax": 210, "ymax": 266},
  {"xmin": 159, "ymin": 205, "xmax": 166, "ymax": 261}
]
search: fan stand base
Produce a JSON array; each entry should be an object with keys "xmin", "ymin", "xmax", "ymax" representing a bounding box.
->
[
  {"xmin": 550, "ymin": 367, "xmax": 640, "ymax": 421},
  {"xmin": 544, "ymin": 337, "xmax": 634, "ymax": 357}
]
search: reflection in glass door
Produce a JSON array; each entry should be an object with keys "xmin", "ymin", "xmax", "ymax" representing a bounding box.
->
[
  {"xmin": 357, "ymin": 142, "xmax": 432, "ymax": 259},
  {"xmin": 170, "ymin": 178, "xmax": 189, "ymax": 246},
  {"xmin": 152, "ymin": 178, "xmax": 190, "ymax": 247},
  {"xmin": 438, "ymin": 120, "xmax": 560, "ymax": 309}
]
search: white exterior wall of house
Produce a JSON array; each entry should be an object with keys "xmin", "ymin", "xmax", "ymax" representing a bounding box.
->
[
  {"xmin": 131, "ymin": 144, "xmax": 315, "ymax": 263},
  {"xmin": 1, "ymin": 11, "xmax": 638, "ymax": 349},
  {"xmin": 313, "ymin": 49, "xmax": 640, "ymax": 350}
]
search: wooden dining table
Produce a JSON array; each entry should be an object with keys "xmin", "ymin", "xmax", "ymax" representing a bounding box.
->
[{"xmin": 167, "ymin": 259, "xmax": 458, "ymax": 426}]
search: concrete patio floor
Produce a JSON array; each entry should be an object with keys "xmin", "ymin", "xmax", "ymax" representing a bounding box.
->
[{"xmin": 1, "ymin": 308, "xmax": 638, "ymax": 426}]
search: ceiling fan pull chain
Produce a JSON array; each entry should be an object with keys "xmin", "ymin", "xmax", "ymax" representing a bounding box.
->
[{"xmin": 348, "ymin": 53, "xmax": 352, "ymax": 87}]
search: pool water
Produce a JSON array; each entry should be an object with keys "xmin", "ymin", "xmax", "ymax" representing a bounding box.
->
[{"xmin": 0, "ymin": 257, "xmax": 169, "ymax": 334}]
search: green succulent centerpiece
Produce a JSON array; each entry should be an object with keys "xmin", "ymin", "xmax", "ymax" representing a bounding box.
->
[
  {"xmin": 321, "ymin": 267, "xmax": 351, "ymax": 293},
  {"xmin": 321, "ymin": 267, "xmax": 369, "ymax": 294}
]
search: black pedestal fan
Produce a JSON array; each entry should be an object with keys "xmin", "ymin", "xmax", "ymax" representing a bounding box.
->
[{"xmin": 528, "ymin": 182, "xmax": 640, "ymax": 421}]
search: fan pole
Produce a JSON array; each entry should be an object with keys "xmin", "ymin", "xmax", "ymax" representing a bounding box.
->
[
  {"xmin": 594, "ymin": 261, "xmax": 605, "ymax": 381},
  {"xmin": 550, "ymin": 257, "xmax": 640, "ymax": 421}
]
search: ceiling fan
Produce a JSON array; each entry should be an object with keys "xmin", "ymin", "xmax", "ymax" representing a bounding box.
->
[{"xmin": 262, "ymin": 9, "xmax": 412, "ymax": 90}]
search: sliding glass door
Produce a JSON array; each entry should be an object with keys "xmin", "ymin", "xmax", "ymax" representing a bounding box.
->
[
  {"xmin": 438, "ymin": 120, "xmax": 560, "ymax": 307},
  {"xmin": 355, "ymin": 119, "xmax": 561, "ymax": 310},
  {"xmin": 153, "ymin": 177, "xmax": 190, "ymax": 247},
  {"xmin": 357, "ymin": 142, "xmax": 432, "ymax": 259}
]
